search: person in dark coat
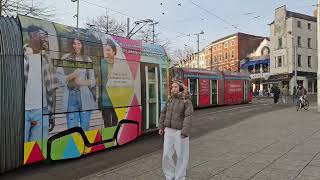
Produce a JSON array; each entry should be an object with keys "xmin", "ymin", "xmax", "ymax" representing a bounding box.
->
[{"xmin": 271, "ymin": 85, "xmax": 280, "ymax": 104}]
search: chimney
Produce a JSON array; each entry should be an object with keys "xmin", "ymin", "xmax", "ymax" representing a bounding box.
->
[{"xmin": 314, "ymin": 9, "xmax": 317, "ymax": 17}]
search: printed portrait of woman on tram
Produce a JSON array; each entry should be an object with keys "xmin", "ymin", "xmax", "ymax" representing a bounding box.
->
[
  {"xmin": 100, "ymin": 38, "xmax": 119, "ymax": 127},
  {"xmin": 57, "ymin": 37, "xmax": 96, "ymax": 131}
]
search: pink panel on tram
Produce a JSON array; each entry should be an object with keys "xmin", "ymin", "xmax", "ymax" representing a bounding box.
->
[
  {"xmin": 112, "ymin": 36, "xmax": 142, "ymax": 61},
  {"xmin": 199, "ymin": 78, "xmax": 210, "ymax": 106},
  {"xmin": 126, "ymin": 105, "xmax": 142, "ymax": 135},
  {"xmin": 117, "ymin": 123, "xmax": 139, "ymax": 146},
  {"xmin": 224, "ymin": 80, "xmax": 244, "ymax": 105}
]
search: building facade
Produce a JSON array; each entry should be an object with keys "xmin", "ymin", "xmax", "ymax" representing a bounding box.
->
[
  {"xmin": 240, "ymin": 38, "xmax": 271, "ymax": 96},
  {"xmin": 206, "ymin": 33, "xmax": 266, "ymax": 72},
  {"xmin": 270, "ymin": 5, "xmax": 317, "ymax": 95}
]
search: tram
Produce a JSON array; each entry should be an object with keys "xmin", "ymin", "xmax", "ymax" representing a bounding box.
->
[{"xmin": 0, "ymin": 15, "xmax": 251, "ymax": 173}]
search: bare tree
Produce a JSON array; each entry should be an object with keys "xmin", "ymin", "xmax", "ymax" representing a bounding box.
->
[
  {"xmin": 85, "ymin": 14, "xmax": 126, "ymax": 36},
  {"xmin": 1, "ymin": 0, "xmax": 55, "ymax": 19},
  {"xmin": 135, "ymin": 26, "xmax": 171, "ymax": 50},
  {"xmin": 172, "ymin": 46, "xmax": 194, "ymax": 62},
  {"xmin": 136, "ymin": 26, "xmax": 153, "ymax": 43}
]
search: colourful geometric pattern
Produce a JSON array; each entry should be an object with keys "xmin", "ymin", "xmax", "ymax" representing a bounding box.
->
[
  {"xmin": 50, "ymin": 133, "xmax": 85, "ymax": 160},
  {"xmin": 117, "ymin": 123, "xmax": 139, "ymax": 145},
  {"xmin": 107, "ymin": 87, "xmax": 135, "ymax": 108},
  {"xmin": 24, "ymin": 141, "xmax": 45, "ymax": 164},
  {"xmin": 20, "ymin": 15, "xmax": 166, "ymax": 165}
]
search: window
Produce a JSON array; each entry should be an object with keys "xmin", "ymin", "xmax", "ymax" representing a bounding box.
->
[
  {"xmin": 219, "ymin": 53, "xmax": 222, "ymax": 61},
  {"xmin": 224, "ymin": 52, "xmax": 228, "ymax": 60},
  {"xmin": 278, "ymin": 38, "xmax": 282, "ymax": 49},
  {"xmin": 308, "ymin": 56, "xmax": 312, "ymax": 68},
  {"xmin": 298, "ymin": 54, "xmax": 301, "ymax": 67},
  {"xmin": 274, "ymin": 57, "xmax": 277, "ymax": 68},
  {"xmin": 278, "ymin": 56, "xmax": 282, "ymax": 67},
  {"xmin": 231, "ymin": 50, "xmax": 235, "ymax": 59},
  {"xmin": 308, "ymin": 81, "xmax": 313, "ymax": 93},
  {"xmin": 224, "ymin": 42, "xmax": 228, "ymax": 48},
  {"xmin": 308, "ymin": 23, "xmax": 311, "ymax": 30},
  {"xmin": 314, "ymin": 80, "xmax": 317, "ymax": 93},
  {"xmin": 231, "ymin": 40, "xmax": 235, "ymax": 46},
  {"xmin": 248, "ymin": 65, "xmax": 254, "ymax": 73},
  {"xmin": 308, "ymin": 38, "xmax": 311, "ymax": 48},
  {"xmin": 213, "ymin": 55, "xmax": 217, "ymax": 62},
  {"xmin": 262, "ymin": 64, "xmax": 269, "ymax": 73},
  {"xmin": 255, "ymin": 64, "xmax": 260, "ymax": 73},
  {"xmin": 297, "ymin": 36, "xmax": 301, "ymax": 46},
  {"xmin": 297, "ymin": 20, "xmax": 301, "ymax": 28},
  {"xmin": 213, "ymin": 46, "xmax": 216, "ymax": 51},
  {"xmin": 219, "ymin": 44, "xmax": 222, "ymax": 50}
]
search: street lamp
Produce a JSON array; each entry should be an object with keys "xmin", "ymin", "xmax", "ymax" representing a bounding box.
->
[
  {"xmin": 194, "ymin": 30, "xmax": 204, "ymax": 68},
  {"xmin": 288, "ymin": 31, "xmax": 297, "ymax": 92},
  {"xmin": 71, "ymin": 0, "xmax": 79, "ymax": 29}
]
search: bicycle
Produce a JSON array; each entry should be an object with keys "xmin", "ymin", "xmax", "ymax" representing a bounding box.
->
[{"xmin": 296, "ymin": 96, "xmax": 309, "ymax": 111}]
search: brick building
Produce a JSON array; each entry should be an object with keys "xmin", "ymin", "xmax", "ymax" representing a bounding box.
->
[{"xmin": 208, "ymin": 33, "xmax": 267, "ymax": 72}]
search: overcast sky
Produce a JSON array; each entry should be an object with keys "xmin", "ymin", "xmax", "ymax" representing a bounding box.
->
[{"xmin": 49, "ymin": 0, "xmax": 316, "ymax": 54}]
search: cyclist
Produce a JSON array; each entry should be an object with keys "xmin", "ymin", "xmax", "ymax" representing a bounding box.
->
[{"xmin": 296, "ymin": 85, "xmax": 307, "ymax": 107}]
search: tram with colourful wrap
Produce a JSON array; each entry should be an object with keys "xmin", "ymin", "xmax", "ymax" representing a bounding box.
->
[{"xmin": 0, "ymin": 15, "xmax": 251, "ymax": 173}]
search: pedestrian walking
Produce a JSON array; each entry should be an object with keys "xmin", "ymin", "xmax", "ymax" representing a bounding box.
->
[
  {"xmin": 281, "ymin": 85, "xmax": 289, "ymax": 104},
  {"xmin": 271, "ymin": 85, "xmax": 280, "ymax": 104},
  {"xmin": 159, "ymin": 81, "xmax": 194, "ymax": 180}
]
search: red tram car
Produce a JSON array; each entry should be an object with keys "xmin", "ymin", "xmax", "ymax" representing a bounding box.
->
[{"xmin": 173, "ymin": 68, "xmax": 253, "ymax": 107}]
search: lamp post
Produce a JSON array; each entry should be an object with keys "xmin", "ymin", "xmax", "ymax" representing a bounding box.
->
[
  {"xmin": 194, "ymin": 30, "xmax": 204, "ymax": 68},
  {"xmin": 288, "ymin": 31, "xmax": 297, "ymax": 91},
  {"xmin": 71, "ymin": 0, "xmax": 79, "ymax": 29},
  {"xmin": 317, "ymin": 0, "xmax": 320, "ymax": 112}
]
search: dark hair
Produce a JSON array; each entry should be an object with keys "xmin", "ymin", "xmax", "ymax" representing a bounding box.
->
[
  {"xmin": 179, "ymin": 85, "xmax": 184, "ymax": 92},
  {"xmin": 71, "ymin": 38, "xmax": 84, "ymax": 55},
  {"xmin": 26, "ymin": 25, "xmax": 45, "ymax": 34},
  {"xmin": 106, "ymin": 39, "xmax": 117, "ymax": 55},
  {"xmin": 25, "ymin": 25, "xmax": 48, "ymax": 41}
]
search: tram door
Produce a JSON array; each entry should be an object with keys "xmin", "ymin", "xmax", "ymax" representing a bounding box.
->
[
  {"xmin": 244, "ymin": 80, "xmax": 248, "ymax": 102},
  {"xmin": 210, "ymin": 80, "xmax": 218, "ymax": 105},
  {"xmin": 188, "ymin": 78, "xmax": 198, "ymax": 106},
  {"xmin": 141, "ymin": 63, "xmax": 160, "ymax": 130}
]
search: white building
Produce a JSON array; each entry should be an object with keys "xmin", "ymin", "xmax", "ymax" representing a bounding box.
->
[
  {"xmin": 269, "ymin": 5, "xmax": 317, "ymax": 95},
  {"xmin": 199, "ymin": 50, "xmax": 206, "ymax": 69},
  {"xmin": 240, "ymin": 38, "xmax": 271, "ymax": 96}
]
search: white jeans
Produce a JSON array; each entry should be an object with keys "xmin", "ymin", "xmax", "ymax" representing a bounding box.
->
[
  {"xmin": 282, "ymin": 96, "xmax": 288, "ymax": 104},
  {"xmin": 162, "ymin": 128, "xmax": 189, "ymax": 180}
]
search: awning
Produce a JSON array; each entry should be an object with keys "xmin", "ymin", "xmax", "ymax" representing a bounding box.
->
[{"xmin": 241, "ymin": 59, "xmax": 270, "ymax": 67}]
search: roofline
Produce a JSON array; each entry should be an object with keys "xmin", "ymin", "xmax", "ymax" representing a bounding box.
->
[
  {"xmin": 209, "ymin": 32, "xmax": 267, "ymax": 45},
  {"xmin": 286, "ymin": 10, "xmax": 317, "ymax": 22}
]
